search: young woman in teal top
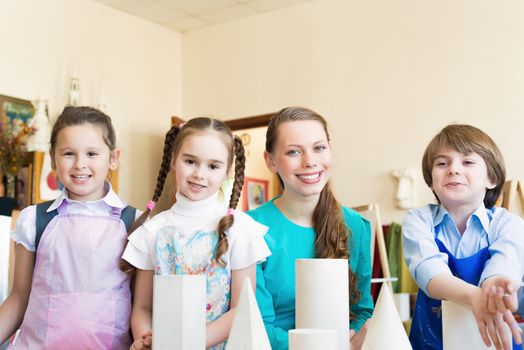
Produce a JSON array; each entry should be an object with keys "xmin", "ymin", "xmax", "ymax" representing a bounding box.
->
[{"xmin": 247, "ymin": 107, "xmax": 374, "ymax": 350}]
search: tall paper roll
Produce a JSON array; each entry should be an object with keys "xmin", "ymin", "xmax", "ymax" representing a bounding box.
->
[
  {"xmin": 295, "ymin": 259, "xmax": 349, "ymax": 350},
  {"xmin": 289, "ymin": 329, "xmax": 338, "ymax": 350},
  {"xmin": 153, "ymin": 275, "xmax": 206, "ymax": 350}
]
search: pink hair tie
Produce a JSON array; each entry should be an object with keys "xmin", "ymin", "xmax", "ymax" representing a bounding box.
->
[
  {"xmin": 146, "ymin": 200, "xmax": 156, "ymax": 211},
  {"xmin": 179, "ymin": 122, "xmax": 185, "ymax": 129},
  {"xmin": 227, "ymin": 208, "xmax": 234, "ymax": 216}
]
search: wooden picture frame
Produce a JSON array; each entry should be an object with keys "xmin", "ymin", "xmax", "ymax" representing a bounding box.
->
[
  {"xmin": 242, "ymin": 177, "xmax": 269, "ymax": 211},
  {"xmin": 0, "ymin": 95, "xmax": 35, "ymax": 209},
  {"xmin": 0, "ymin": 94, "xmax": 34, "ymax": 125}
]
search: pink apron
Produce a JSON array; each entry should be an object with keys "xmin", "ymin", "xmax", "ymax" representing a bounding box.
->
[{"xmin": 12, "ymin": 201, "xmax": 132, "ymax": 349}]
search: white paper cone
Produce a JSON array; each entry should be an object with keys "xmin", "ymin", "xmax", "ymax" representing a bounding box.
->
[
  {"xmin": 153, "ymin": 275, "xmax": 206, "ymax": 350},
  {"xmin": 361, "ymin": 282, "xmax": 412, "ymax": 350},
  {"xmin": 295, "ymin": 259, "xmax": 349, "ymax": 350},
  {"xmin": 227, "ymin": 278, "xmax": 271, "ymax": 350},
  {"xmin": 442, "ymin": 300, "xmax": 510, "ymax": 350}
]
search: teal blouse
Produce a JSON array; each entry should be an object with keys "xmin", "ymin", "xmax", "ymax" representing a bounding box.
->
[{"xmin": 247, "ymin": 198, "xmax": 374, "ymax": 350}]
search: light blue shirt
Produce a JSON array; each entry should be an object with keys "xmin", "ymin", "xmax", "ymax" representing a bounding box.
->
[{"xmin": 402, "ymin": 203, "xmax": 524, "ymax": 295}]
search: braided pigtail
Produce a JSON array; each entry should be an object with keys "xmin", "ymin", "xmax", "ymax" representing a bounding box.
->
[
  {"xmin": 120, "ymin": 125, "xmax": 181, "ymax": 273},
  {"xmin": 215, "ymin": 135, "xmax": 246, "ymax": 265}
]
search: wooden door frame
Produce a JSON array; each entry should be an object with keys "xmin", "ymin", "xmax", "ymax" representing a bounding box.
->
[{"xmin": 171, "ymin": 113, "xmax": 274, "ymax": 131}]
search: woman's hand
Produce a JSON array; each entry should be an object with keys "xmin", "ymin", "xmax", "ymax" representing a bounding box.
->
[
  {"xmin": 349, "ymin": 319, "xmax": 370, "ymax": 350},
  {"xmin": 130, "ymin": 331, "xmax": 152, "ymax": 350}
]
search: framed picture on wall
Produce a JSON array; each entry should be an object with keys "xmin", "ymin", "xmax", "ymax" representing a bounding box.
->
[
  {"xmin": 242, "ymin": 177, "xmax": 268, "ymax": 211},
  {"xmin": 0, "ymin": 94, "xmax": 34, "ymax": 125}
]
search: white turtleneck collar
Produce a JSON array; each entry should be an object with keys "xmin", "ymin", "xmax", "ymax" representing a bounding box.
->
[{"xmin": 170, "ymin": 192, "xmax": 224, "ymax": 217}]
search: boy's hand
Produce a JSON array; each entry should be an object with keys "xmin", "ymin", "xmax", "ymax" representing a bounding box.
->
[
  {"xmin": 130, "ymin": 331, "xmax": 152, "ymax": 350},
  {"xmin": 483, "ymin": 276, "xmax": 518, "ymax": 313},
  {"xmin": 472, "ymin": 296, "xmax": 521, "ymax": 349}
]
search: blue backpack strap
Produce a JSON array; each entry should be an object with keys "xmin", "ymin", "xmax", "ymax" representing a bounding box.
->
[
  {"xmin": 120, "ymin": 205, "xmax": 137, "ymax": 232},
  {"xmin": 35, "ymin": 201, "xmax": 58, "ymax": 252},
  {"xmin": 35, "ymin": 203, "xmax": 136, "ymax": 252}
]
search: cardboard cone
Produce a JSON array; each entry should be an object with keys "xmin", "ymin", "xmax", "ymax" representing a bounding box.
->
[
  {"xmin": 227, "ymin": 278, "xmax": 271, "ymax": 350},
  {"xmin": 361, "ymin": 283, "xmax": 412, "ymax": 350}
]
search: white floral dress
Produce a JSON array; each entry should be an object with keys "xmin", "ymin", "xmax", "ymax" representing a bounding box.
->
[{"xmin": 123, "ymin": 192, "xmax": 271, "ymax": 350}]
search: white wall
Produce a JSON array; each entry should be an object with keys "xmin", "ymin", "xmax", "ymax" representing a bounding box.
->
[
  {"xmin": 182, "ymin": 0, "xmax": 524, "ymax": 223},
  {"xmin": 0, "ymin": 0, "xmax": 182, "ymax": 208}
]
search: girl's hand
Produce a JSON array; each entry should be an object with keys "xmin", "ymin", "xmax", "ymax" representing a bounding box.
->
[
  {"xmin": 130, "ymin": 331, "xmax": 152, "ymax": 350},
  {"xmin": 349, "ymin": 319, "xmax": 369, "ymax": 350},
  {"xmin": 483, "ymin": 276, "xmax": 518, "ymax": 313}
]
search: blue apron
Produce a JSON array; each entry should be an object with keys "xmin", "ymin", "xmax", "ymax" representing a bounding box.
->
[{"xmin": 409, "ymin": 237, "xmax": 522, "ymax": 350}]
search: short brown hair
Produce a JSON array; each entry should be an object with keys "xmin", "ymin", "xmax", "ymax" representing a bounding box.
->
[
  {"xmin": 51, "ymin": 106, "xmax": 116, "ymax": 152},
  {"xmin": 421, "ymin": 124, "xmax": 505, "ymax": 208}
]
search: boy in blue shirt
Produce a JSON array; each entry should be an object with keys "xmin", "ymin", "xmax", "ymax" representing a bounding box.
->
[{"xmin": 402, "ymin": 124, "xmax": 524, "ymax": 350}]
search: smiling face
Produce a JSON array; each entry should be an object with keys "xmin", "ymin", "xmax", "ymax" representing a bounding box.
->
[
  {"xmin": 51, "ymin": 123, "xmax": 119, "ymax": 201},
  {"xmin": 265, "ymin": 120, "xmax": 332, "ymax": 200},
  {"xmin": 173, "ymin": 130, "xmax": 230, "ymax": 201},
  {"xmin": 430, "ymin": 147, "xmax": 495, "ymax": 212}
]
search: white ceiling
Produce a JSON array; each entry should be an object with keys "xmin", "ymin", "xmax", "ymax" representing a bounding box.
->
[{"xmin": 93, "ymin": 0, "xmax": 318, "ymax": 32}]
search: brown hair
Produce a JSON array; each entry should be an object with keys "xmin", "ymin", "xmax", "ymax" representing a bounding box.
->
[
  {"xmin": 266, "ymin": 106, "xmax": 361, "ymax": 306},
  {"xmin": 50, "ymin": 106, "xmax": 117, "ymax": 153},
  {"xmin": 121, "ymin": 117, "xmax": 245, "ymax": 272},
  {"xmin": 421, "ymin": 124, "xmax": 505, "ymax": 208}
]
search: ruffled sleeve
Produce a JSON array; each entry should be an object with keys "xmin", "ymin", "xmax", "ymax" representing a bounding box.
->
[
  {"xmin": 122, "ymin": 211, "xmax": 168, "ymax": 270},
  {"xmin": 227, "ymin": 210, "xmax": 271, "ymax": 270},
  {"xmin": 10, "ymin": 205, "xmax": 37, "ymax": 252}
]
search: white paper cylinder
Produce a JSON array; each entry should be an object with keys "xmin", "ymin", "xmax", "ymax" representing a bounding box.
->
[
  {"xmin": 442, "ymin": 300, "xmax": 507, "ymax": 350},
  {"xmin": 295, "ymin": 259, "xmax": 349, "ymax": 350},
  {"xmin": 393, "ymin": 293, "xmax": 411, "ymax": 322},
  {"xmin": 153, "ymin": 275, "xmax": 206, "ymax": 350},
  {"xmin": 289, "ymin": 329, "xmax": 338, "ymax": 350}
]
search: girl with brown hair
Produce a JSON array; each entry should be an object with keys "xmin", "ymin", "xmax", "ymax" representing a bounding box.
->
[
  {"xmin": 122, "ymin": 117, "xmax": 270, "ymax": 349},
  {"xmin": 247, "ymin": 107, "xmax": 373, "ymax": 350}
]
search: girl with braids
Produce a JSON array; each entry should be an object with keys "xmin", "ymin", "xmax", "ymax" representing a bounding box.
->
[
  {"xmin": 247, "ymin": 107, "xmax": 374, "ymax": 350},
  {"xmin": 122, "ymin": 117, "xmax": 270, "ymax": 350}
]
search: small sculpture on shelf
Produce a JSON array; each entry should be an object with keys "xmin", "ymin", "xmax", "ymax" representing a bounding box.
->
[
  {"xmin": 68, "ymin": 72, "xmax": 80, "ymax": 106},
  {"xmin": 392, "ymin": 167, "xmax": 417, "ymax": 209},
  {"xmin": 27, "ymin": 97, "xmax": 51, "ymax": 152}
]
